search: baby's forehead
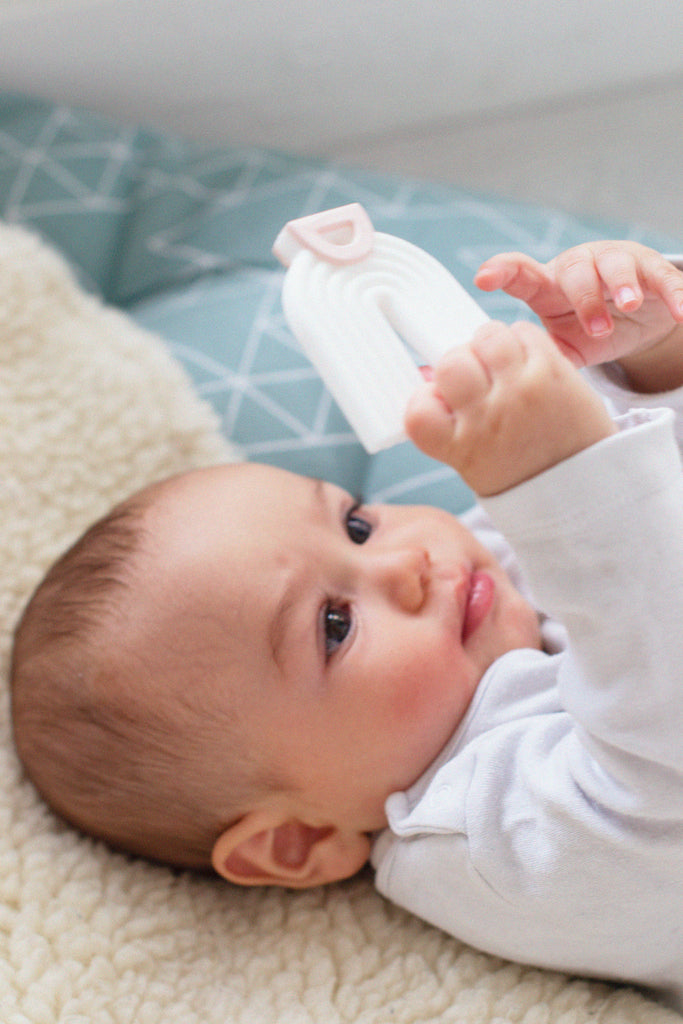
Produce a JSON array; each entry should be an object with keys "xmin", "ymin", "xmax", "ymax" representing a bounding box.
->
[
  {"xmin": 135, "ymin": 461, "xmax": 312, "ymax": 587},
  {"xmin": 147, "ymin": 462, "xmax": 304, "ymax": 510},
  {"xmin": 143, "ymin": 462, "xmax": 335, "ymax": 537}
]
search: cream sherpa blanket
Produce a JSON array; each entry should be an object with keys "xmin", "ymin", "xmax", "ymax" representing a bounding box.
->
[{"xmin": 1, "ymin": 221, "xmax": 680, "ymax": 1023}]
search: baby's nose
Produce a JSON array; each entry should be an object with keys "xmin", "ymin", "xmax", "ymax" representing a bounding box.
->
[{"xmin": 373, "ymin": 546, "xmax": 430, "ymax": 612}]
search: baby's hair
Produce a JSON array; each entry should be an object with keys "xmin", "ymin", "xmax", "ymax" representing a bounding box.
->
[
  {"xmin": 10, "ymin": 480, "xmax": 268, "ymax": 870},
  {"xmin": 13, "ymin": 499, "xmax": 146, "ymax": 650}
]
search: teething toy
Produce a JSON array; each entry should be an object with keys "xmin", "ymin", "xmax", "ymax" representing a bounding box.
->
[{"xmin": 273, "ymin": 203, "xmax": 489, "ymax": 453}]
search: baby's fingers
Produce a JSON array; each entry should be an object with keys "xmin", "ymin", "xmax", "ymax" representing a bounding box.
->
[
  {"xmin": 642, "ymin": 252, "xmax": 683, "ymax": 321},
  {"xmin": 406, "ymin": 339, "xmax": 492, "ymax": 464},
  {"xmin": 406, "ymin": 322, "xmax": 529, "ymax": 471},
  {"xmin": 551, "ymin": 242, "xmax": 683, "ymax": 338},
  {"xmin": 474, "ymin": 252, "xmax": 554, "ymax": 305},
  {"xmin": 405, "ymin": 381, "xmax": 456, "ymax": 466},
  {"xmin": 550, "ymin": 243, "xmax": 635, "ymax": 338}
]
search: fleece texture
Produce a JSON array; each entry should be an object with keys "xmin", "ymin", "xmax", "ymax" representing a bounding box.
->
[{"xmin": 1, "ymin": 222, "xmax": 679, "ymax": 1023}]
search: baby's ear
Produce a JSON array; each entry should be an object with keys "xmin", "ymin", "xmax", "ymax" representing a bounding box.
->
[{"xmin": 211, "ymin": 811, "xmax": 370, "ymax": 889}]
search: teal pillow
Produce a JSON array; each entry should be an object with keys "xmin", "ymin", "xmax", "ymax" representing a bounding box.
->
[
  {"xmin": 0, "ymin": 93, "xmax": 149, "ymax": 295},
  {"xmin": 2, "ymin": 91, "xmax": 680, "ymax": 514}
]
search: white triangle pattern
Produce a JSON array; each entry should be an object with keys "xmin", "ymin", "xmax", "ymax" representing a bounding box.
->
[{"xmin": 2, "ymin": 95, "xmax": 677, "ymax": 510}]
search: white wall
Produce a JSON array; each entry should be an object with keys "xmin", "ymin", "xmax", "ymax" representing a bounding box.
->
[
  {"xmin": 1, "ymin": 0, "xmax": 682, "ymax": 237},
  {"xmin": 1, "ymin": 0, "xmax": 683, "ymax": 153}
]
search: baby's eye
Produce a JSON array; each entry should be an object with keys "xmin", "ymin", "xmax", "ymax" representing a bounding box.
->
[
  {"xmin": 345, "ymin": 504, "xmax": 372, "ymax": 544},
  {"xmin": 324, "ymin": 603, "xmax": 352, "ymax": 656}
]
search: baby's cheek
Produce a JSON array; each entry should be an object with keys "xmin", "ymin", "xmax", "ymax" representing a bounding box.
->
[
  {"xmin": 388, "ymin": 647, "xmax": 466, "ymax": 734},
  {"xmin": 388, "ymin": 664, "xmax": 430, "ymax": 723}
]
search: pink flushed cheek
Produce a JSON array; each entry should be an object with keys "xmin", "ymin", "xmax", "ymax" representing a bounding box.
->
[
  {"xmin": 382, "ymin": 664, "xmax": 466, "ymax": 787},
  {"xmin": 386, "ymin": 648, "xmax": 454, "ymax": 725},
  {"xmin": 389, "ymin": 674, "xmax": 427, "ymax": 723}
]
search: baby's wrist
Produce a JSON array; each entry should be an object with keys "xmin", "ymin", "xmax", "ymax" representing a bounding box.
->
[
  {"xmin": 473, "ymin": 398, "xmax": 617, "ymax": 498},
  {"xmin": 616, "ymin": 324, "xmax": 683, "ymax": 394}
]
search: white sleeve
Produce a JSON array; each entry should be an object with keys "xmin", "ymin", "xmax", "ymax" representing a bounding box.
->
[
  {"xmin": 585, "ymin": 361, "xmax": 683, "ymax": 451},
  {"xmin": 374, "ymin": 403, "xmax": 683, "ymax": 1005},
  {"xmin": 482, "ymin": 406, "xmax": 683, "ymax": 787}
]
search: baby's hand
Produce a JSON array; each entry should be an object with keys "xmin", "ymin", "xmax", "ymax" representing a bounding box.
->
[
  {"xmin": 406, "ymin": 320, "xmax": 616, "ymax": 497},
  {"xmin": 474, "ymin": 241, "xmax": 683, "ymax": 369}
]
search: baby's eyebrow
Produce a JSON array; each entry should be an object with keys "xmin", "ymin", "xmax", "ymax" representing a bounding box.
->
[{"xmin": 268, "ymin": 478, "xmax": 330, "ymax": 672}]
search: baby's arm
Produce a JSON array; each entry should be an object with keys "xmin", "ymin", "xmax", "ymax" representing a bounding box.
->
[
  {"xmin": 475, "ymin": 240, "xmax": 683, "ymax": 390},
  {"xmin": 405, "ymin": 319, "xmax": 616, "ymax": 496}
]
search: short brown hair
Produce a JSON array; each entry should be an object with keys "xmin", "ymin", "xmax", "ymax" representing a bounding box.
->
[{"xmin": 10, "ymin": 489, "xmax": 263, "ymax": 870}]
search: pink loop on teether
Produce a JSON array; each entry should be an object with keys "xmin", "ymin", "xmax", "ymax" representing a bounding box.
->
[{"xmin": 272, "ymin": 203, "xmax": 374, "ymax": 266}]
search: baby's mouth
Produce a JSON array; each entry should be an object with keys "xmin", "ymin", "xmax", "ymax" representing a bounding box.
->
[{"xmin": 461, "ymin": 571, "xmax": 495, "ymax": 642}]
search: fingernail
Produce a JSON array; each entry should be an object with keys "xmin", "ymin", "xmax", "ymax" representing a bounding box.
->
[
  {"xmin": 616, "ymin": 286, "xmax": 639, "ymax": 308},
  {"xmin": 589, "ymin": 317, "xmax": 611, "ymax": 336}
]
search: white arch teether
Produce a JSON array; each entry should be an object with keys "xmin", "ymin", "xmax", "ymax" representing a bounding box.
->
[{"xmin": 273, "ymin": 203, "xmax": 489, "ymax": 453}]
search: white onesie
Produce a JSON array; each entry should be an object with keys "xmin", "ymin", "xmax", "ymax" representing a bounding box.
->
[{"xmin": 371, "ymin": 367, "xmax": 683, "ymax": 1012}]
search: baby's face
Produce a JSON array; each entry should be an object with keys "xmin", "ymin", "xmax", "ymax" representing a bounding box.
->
[{"xmin": 141, "ymin": 463, "xmax": 540, "ymax": 834}]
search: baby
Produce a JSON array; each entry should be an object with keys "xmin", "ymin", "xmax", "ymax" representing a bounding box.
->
[{"xmin": 10, "ymin": 240, "xmax": 683, "ymax": 1010}]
